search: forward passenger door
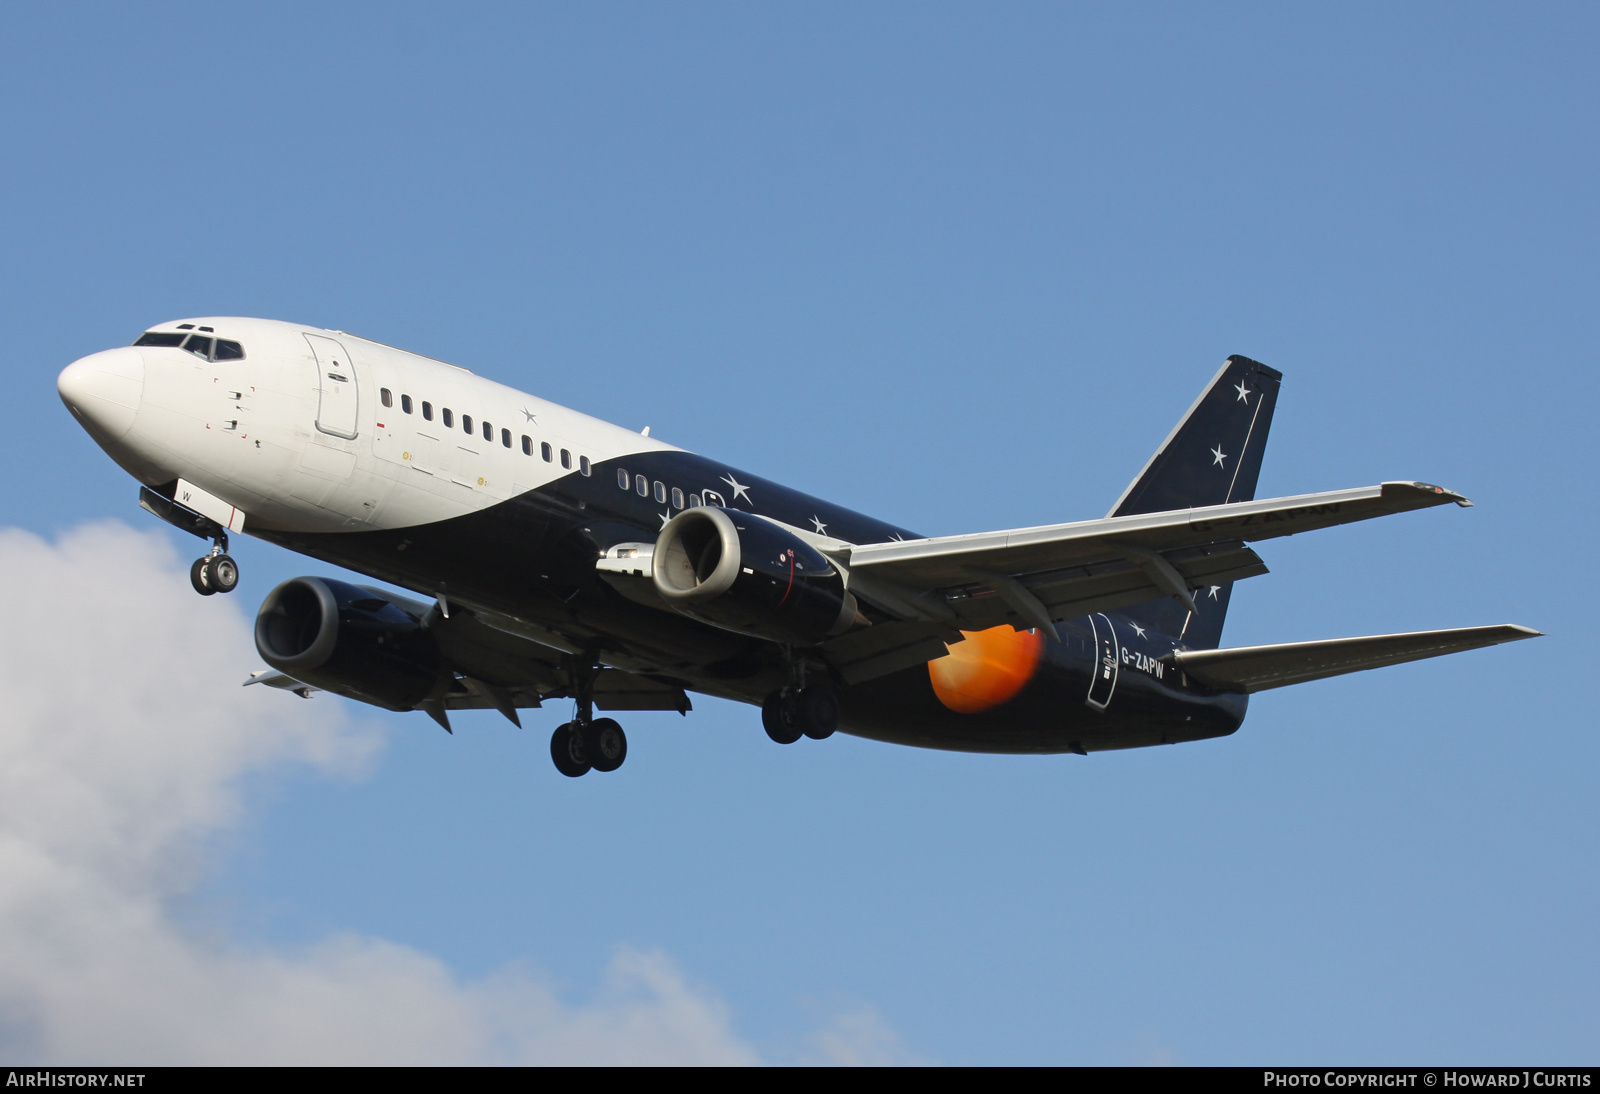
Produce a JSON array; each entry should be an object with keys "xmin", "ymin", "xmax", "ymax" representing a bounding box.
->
[{"xmin": 305, "ymin": 334, "xmax": 359, "ymax": 439}]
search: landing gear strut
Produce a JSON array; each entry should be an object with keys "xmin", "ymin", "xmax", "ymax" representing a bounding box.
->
[
  {"xmin": 549, "ymin": 661, "xmax": 628, "ymax": 777},
  {"xmin": 762, "ymin": 653, "xmax": 839, "ymax": 744},
  {"xmin": 189, "ymin": 533, "xmax": 239, "ymax": 596}
]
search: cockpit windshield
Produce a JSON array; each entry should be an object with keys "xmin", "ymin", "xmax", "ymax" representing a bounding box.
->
[{"xmin": 133, "ymin": 331, "xmax": 245, "ymax": 361}]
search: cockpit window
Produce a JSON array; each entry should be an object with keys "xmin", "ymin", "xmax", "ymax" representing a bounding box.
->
[
  {"xmin": 134, "ymin": 331, "xmax": 187, "ymax": 347},
  {"xmin": 132, "ymin": 331, "xmax": 245, "ymax": 361}
]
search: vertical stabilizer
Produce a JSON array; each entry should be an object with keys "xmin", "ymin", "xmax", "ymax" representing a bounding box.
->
[{"xmin": 1110, "ymin": 356, "xmax": 1282, "ymax": 648}]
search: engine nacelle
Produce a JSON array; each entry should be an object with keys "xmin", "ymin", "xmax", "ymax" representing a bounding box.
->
[
  {"xmin": 254, "ymin": 577, "xmax": 446, "ymax": 711},
  {"xmin": 652, "ymin": 507, "xmax": 858, "ymax": 645}
]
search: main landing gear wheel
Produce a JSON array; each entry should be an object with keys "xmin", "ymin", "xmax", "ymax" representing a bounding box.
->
[
  {"xmin": 796, "ymin": 687, "xmax": 839, "ymax": 740},
  {"xmin": 586, "ymin": 718, "xmax": 628, "ymax": 772},
  {"xmin": 549, "ymin": 661, "xmax": 629, "ymax": 777},
  {"xmin": 763, "ymin": 692, "xmax": 803, "ymax": 744},
  {"xmin": 550, "ymin": 718, "xmax": 629, "ymax": 777},
  {"xmin": 550, "ymin": 722, "xmax": 591, "ymax": 778},
  {"xmin": 763, "ymin": 686, "xmax": 838, "ymax": 744}
]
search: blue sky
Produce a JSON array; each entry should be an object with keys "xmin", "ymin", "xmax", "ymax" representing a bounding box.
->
[{"xmin": 0, "ymin": 2, "xmax": 1594, "ymax": 1063}]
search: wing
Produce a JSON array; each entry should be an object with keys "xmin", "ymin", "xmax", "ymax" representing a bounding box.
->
[
  {"xmin": 1163, "ymin": 624, "xmax": 1542, "ymax": 693},
  {"xmin": 838, "ymin": 481, "xmax": 1470, "ymax": 637}
]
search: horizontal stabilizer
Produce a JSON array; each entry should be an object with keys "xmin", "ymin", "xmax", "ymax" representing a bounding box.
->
[{"xmin": 1165, "ymin": 624, "xmax": 1542, "ymax": 693}]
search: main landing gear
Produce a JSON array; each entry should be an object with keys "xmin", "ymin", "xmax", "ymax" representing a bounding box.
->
[
  {"xmin": 762, "ymin": 686, "xmax": 840, "ymax": 743},
  {"xmin": 763, "ymin": 650, "xmax": 840, "ymax": 744},
  {"xmin": 550, "ymin": 717, "xmax": 627, "ymax": 778},
  {"xmin": 189, "ymin": 533, "xmax": 239, "ymax": 596},
  {"xmin": 549, "ymin": 662, "xmax": 628, "ymax": 777}
]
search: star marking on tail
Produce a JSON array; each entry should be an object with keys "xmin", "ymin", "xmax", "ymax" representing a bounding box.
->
[
  {"xmin": 1128, "ymin": 621, "xmax": 1147, "ymax": 638},
  {"xmin": 720, "ymin": 473, "xmax": 752, "ymax": 504},
  {"xmin": 1233, "ymin": 380, "xmax": 1252, "ymax": 403},
  {"xmin": 1211, "ymin": 444, "xmax": 1228, "ymax": 467},
  {"xmin": 810, "ymin": 515, "xmax": 829, "ymax": 534}
]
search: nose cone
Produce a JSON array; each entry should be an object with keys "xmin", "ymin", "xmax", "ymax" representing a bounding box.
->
[{"xmin": 59, "ymin": 347, "xmax": 145, "ymax": 442}]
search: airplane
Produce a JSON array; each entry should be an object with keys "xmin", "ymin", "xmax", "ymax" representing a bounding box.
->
[{"xmin": 56, "ymin": 318, "xmax": 1538, "ymax": 776}]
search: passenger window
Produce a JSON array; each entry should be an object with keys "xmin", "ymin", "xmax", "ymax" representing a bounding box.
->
[
  {"xmin": 635, "ymin": 474, "xmax": 648, "ymax": 496},
  {"xmin": 380, "ymin": 388, "xmax": 393, "ymax": 408},
  {"xmin": 442, "ymin": 408, "xmax": 453, "ymax": 427},
  {"xmin": 463, "ymin": 414, "xmax": 473, "ymax": 434},
  {"xmin": 134, "ymin": 331, "xmax": 187, "ymax": 347},
  {"xmin": 521, "ymin": 435, "xmax": 532, "ymax": 455},
  {"xmin": 561, "ymin": 449, "xmax": 572, "ymax": 469},
  {"xmin": 671, "ymin": 487, "xmax": 684, "ymax": 509},
  {"xmin": 422, "ymin": 401, "xmax": 433, "ymax": 421},
  {"xmin": 579, "ymin": 456, "xmax": 591, "ymax": 476},
  {"xmin": 401, "ymin": 394, "xmax": 413, "ymax": 414},
  {"xmin": 183, "ymin": 335, "xmax": 213, "ymax": 360},
  {"xmin": 542, "ymin": 442, "xmax": 553, "ymax": 462},
  {"xmin": 617, "ymin": 468, "xmax": 630, "ymax": 489},
  {"xmin": 214, "ymin": 340, "xmax": 245, "ymax": 360},
  {"xmin": 501, "ymin": 428, "xmax": 511, "ymax": 448},
  {"xmin": 653, "ymin": 481, "xmax": 666, "ymax": 503},
  {"xmin": 688, "ymin": 493, "xmax": 701, "ymax": 508},
  {"xmin": 483, "ymin": 421, "xmax": 493, "ymax": 442}
]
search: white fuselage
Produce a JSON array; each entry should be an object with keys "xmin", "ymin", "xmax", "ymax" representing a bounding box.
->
[{"xmin": 58, "ymin": 317, "xmax": 679, "ymax": 536}]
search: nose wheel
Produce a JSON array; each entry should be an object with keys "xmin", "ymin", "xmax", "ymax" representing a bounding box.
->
[{"xmin": 189, "ymin": 547, "xmax": 239, "ymax": 596}]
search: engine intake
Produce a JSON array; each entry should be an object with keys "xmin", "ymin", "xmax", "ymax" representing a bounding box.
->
[
  {"xmin": 255, "ymin": 577, "xmax": 445, "ymax": 711},
  {"xmin": 652, "ymin": 507, "xmax": 858, "ymax": 645}
]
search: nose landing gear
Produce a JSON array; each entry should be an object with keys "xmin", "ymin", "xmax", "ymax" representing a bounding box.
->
[{"xmin": 188, "ymin": 534, "xmax": 239, "ymax": 596}]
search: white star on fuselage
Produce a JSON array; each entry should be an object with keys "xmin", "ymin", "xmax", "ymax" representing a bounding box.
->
[
  {"xmin": 810, "ymin": 515, "xmax": 828, "ymax": 535},
  {"xmin": 1211, "ymin": 444, "xmax": 1228, "ymax": 467},
  {"xmin": 1207, "ymin": 585, "xmax": 1221, "ymax": 599},
  {"xmin": 720, "ymin": 473, "xmax": 751, "ymax": 505},
  {"xmin": 658, "ymin": 510, "xmax": 673, "ymax": 529},
  {"xmin": 1234, "ymin": 381, "xmax": 1251, "ymax": 403},
  {"xmin": 1128, "ymin": 621, "xmax": 1146, "ymax": 638}
]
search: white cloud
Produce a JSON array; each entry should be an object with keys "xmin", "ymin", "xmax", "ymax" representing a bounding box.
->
[
  {"xmin": 800, "ymin": 1006, "xmax": 933, "ymax": 1066},
  {"xmin": 0, "ymin": 522, "xmax": 875, "ymax": 1065}
]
